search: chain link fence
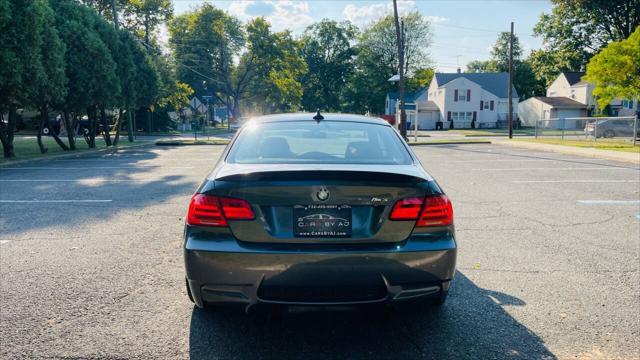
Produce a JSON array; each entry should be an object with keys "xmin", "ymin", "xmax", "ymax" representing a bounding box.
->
[{"xmin": 535, "ymin": 116, "xmax": 639, "ymax": 145}]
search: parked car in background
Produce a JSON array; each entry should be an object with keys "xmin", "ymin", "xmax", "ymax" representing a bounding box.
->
[
  {"xmin": 585, "ymin": 119, "xmax": 639, "ymax": 138},
  {"xmin": 229, "ymin": 117, "xmax": 246, "ymax": 131},
  {"xmin": 184, "ymin": 112, "xmax": 457, "ymax": 313}
]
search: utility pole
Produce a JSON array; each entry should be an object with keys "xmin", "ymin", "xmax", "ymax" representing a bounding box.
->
[
  {"xmin": 508, "ymin": 21, "xmax": 514, "ymax": 139},
  {"xmin": 393, "ymin": 0, "xmax": 407, "ymax": 140}
]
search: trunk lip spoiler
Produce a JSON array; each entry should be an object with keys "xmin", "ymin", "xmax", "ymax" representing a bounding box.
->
[{"xmin": 209, "ymin": 163, "xmax": 433, "ymax": 182}]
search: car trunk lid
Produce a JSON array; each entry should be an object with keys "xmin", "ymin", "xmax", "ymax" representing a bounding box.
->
[{"xmin": 207, "ymin": 164, "xmax": 431, "ymax": 244}]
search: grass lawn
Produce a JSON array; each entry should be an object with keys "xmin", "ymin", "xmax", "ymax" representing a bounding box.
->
[
  {"xmin": 515, "ymin": 138, "xmax": 640, "ymax": 153},
  {"xmin": 15, "ymin": 127, "xmax": 233, "ymax": 137},
  {"xmin": 1, "ymin": 136, "xmax": 151, "ymax": 164}
]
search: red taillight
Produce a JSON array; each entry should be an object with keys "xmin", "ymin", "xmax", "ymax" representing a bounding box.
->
[
  {"xmin": 389, "ymin": 195, "xmax": 454, "ymax": 227},
  {"xmin": 187, "ymin": 194, "xmax": 227, "ymax": 226},
  {"xmin": 220, "ymin": 197, "xmax": 255, "ymax": 220},
  {"xmin": 417, "ymin": 195, "xmax": 453, "ymax": 227},
  {"xmin": 187, "ymin": 194, "xmax": 255, "ymax": 226},
  {"xmin": 389, "ymin": 197, "xmax": 424, "ymax": 220}
]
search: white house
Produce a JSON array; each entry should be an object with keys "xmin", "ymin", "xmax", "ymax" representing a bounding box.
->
[
  {"xmin": 518, "ymin": 97, "xmax": 588, "ymax": 128},
  {"xmin": 385, "ymin": 72, "xmax": 518, "ymax": 130},
  {"xmin": 546, "ymin": 72, "xmax": 638, "ymax": 116},
  {"xmin": 424, "ymin": 72, "xmax": 519, "ymax": 129}
]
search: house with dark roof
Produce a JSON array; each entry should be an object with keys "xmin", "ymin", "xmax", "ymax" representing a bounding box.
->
[
  {"xmin": 545, "ymin": 72, "xmax": 637, "ymax": 116},
  {"xmin": 518, "ymin": 96, "xmax": 588, "ymax": 128},
  {"xmin": 423, "ymin": 72, "xmax": 519, "ymax": 129},
  {"xmin": 519, "ymin": 72, "xmax": 638, "ymax": 127}
]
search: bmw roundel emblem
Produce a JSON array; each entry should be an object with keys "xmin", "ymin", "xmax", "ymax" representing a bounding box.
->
[{"xmin": 316, "ymin": 187, "xmax": 329, "ymax": 201}]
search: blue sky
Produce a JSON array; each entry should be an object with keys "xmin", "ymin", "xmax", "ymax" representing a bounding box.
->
[{"xmin": 170, "ymin": 0, "xmax": 552, "ymax": 72}]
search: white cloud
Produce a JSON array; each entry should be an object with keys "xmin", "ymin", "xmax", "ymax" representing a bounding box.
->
[
  {"xmin": 228, "ymin": 0, "xmax": 314, "ymax": 33},
  {"xmin": 425, "ymin": 15, "xmax": 449, "ymax": 24},
  {"xmin": 342, "ymin": 1, "xmax": 417, "ymax": 26}
]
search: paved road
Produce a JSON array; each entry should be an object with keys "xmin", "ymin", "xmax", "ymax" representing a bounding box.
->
[{"xmin": 1, "ymin": 144, "xmax": 638, "ymax": 359}]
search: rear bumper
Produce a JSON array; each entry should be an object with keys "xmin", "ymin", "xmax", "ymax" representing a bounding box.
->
[{"xmin": 184, "ymin": 233, "xmax": 456, "ymax": 308}]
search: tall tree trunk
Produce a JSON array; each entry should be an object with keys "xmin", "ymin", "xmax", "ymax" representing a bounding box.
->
[
  {"xmin": 144, "ymin": 18, "xmax": 150, "ymax": 46},
  {"xmin": 37, "ymin": 106, "xmax": 48, "ymax": 154},
  {"xmin": 43, "ymin": 105, "xmax": 69, "ymax": 151},
  {"xmin": 100, "ymin": 106, "xmax": 112, "ymax": 146},
  {"xmin": 84, "ymin": 107, "xmax": 92, "ymax": 147},
  {"xmin": 63, "ymin": 110, "xmax": 76, "ymax": 150},
  {"xmin": 0, "ymin": 107, "xmax": 16, "ymax": 158},
  {"xmin": 87, "ymin": 105, "xmax": 96, "ymax": 148},
  {"xmin": 232, "ymin": 97, "xmax": 241, "ymax": 122},
  {"xmin": 147, "ymin": 108, "xmax": 151, "ymax": 135},
  {"xmin": 127, "ymin": 108, "xmax": 134, "ymax": 142},
  {"xmin": 113, "ymin": 108, "xmax": 123, "ymax": 146}
]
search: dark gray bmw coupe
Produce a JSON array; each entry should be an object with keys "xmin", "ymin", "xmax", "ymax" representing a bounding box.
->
[{"xmin": 184, "ymin": 113, "xmax": 456, "ymax": 311}]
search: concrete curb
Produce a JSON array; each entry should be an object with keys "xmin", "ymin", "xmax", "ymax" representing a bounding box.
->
[
  {"xmin": 0, "ymin": 142, "xmax": 152, "ymax": 167},
  {"xmin": 493, "ymin": 139, "xmax": 640, "ymax": 165},
  {"xmin": 409, "ymin": 141, "xmax": 492, "ymax": 146}
]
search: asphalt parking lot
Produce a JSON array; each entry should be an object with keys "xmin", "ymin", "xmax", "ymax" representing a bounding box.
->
[{"xmin": 1, "ymin": 143, "xmax": 638, "ymax": 359}]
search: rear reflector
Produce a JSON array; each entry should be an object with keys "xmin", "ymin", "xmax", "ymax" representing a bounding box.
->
[
  {"xmin": 187, "ymin": 194, "xmax": 255, "ymax": 226},
  {"xmin": 389, "ymin": 197, "xmax": 424, "ymax": 220},
  {"xmin": 417, "ymin": 195, "xmax": 453, "ymax": 227}
]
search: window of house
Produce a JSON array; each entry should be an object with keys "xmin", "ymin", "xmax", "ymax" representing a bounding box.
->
[
  {"xmin": 483, "ymin": 101, "xmax": 489, "ymax": 110},
  {"xmin": 570, "ymin": 89, "xmax": 576, "ymax": 99},
  {"xmin": 622, "ymin": 99, "xmax": 634, "ymax": 109},
  {"xmin": 451, "ymin": 112, "xmax": 473, "ymax": 122},
  {"xmin": 457, "ymin": 89, "xmax": 467, "ymax": 101}
]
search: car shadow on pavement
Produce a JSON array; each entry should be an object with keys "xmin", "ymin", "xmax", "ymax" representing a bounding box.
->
[{"xmin": 188, "ymin": 271, "xmax": 555, "ymax": 359}]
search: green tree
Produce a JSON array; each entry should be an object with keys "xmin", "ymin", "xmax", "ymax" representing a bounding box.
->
[
  {"xmin": 585, "ymin": 26, "xmax": 640, "ymax": 109},
  {"xmin": 344, "ymin": 11, "xmax": 432, "ymax": 114},
  {"xmin": 31, "ymin": 0, "xmax": 68, "ymax": 152},
  {"xmin": 122, "ymin": 0, "xmax": 173, "ymax": 44},
  {"xmin": 169, "ymin": 4, "xmax": 246, "ymax": 119},
  {"xmin": 0, "ymin": 0, "xmax": 23, "ymax": 157},
  {"xmin": 527, "ymin": 48, "xmax": 584, "ymax": 88},
  {"xmin": 299, "ymin": 19, "xmax": 358, "ymax": 112},
  {"xmin": 93, "ymin": 14, "xmax": 122, "ymax": 146},
  {"xmin": 0, "ymin": 0, "xmax": 67, "ymax": 157},
  {"xmin": 130, "ymin": 37, "xmax": 160, "ymax": 132},
  {"xmin": 405, "ymin": 68, "xmax": 435, "ymax": 92},
  {"xmin": 112, "ymin": 30, "xmax": 137, "ymax": 144},
  {"xmin": 466, "ymin": 60, "xmax": 494, "ymax": 73},
  {"xmin": 52, "ymin": 0, "xmax": 120, "ymax": 148},
  {"xmin": 466, "ymin": 32, "xmax": 545, "ymax": 98},
  {"xmin": 243, "ymin": 18, "xmax": 306, "ymax": 113},
  {"xmin": 531, "ymin": 0, "xmax": 640, "ymax": 87}
]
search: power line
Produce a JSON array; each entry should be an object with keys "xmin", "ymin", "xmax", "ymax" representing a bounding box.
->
[{"xmin": 431, "ymin": 22, "xmax": 536, "ymax": 37}]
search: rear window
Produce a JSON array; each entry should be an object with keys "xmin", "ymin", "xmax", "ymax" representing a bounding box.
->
[{"xmin": 226, "ymin": 120, "xmax": 413, "ymax": 165}]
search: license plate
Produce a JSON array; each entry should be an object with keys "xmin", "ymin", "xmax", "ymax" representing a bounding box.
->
[{"xmin": 293, "ymin": 205, "xmax": 352, "ymax": 237}]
